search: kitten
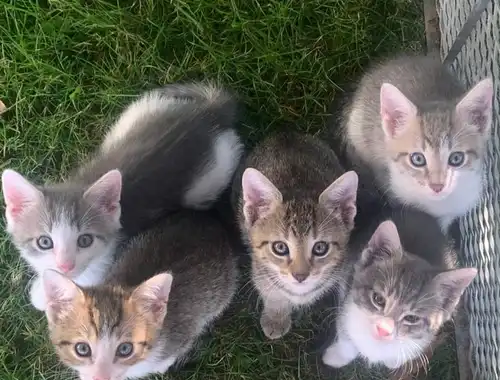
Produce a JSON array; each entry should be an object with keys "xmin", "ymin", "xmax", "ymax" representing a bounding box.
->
[
  {"xmin": 2, "ymin": 82, "xmax": 243, "ymax": 311},
  {"xmin": 339, "ymin": 53, "xmax": 493, "ymax": 231},
  {"xmin": 322, "ymin": 206, "xmax": 477, "ymax": 371},
  {"xmin": 42, "ymin": 209, "xmax": 238, "ymax": 380},
  {"xmin": 233, "ymin": 132, "xmax": 358, "ymax": 339}
]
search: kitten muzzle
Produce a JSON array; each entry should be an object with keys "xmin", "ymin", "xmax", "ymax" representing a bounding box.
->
[{"xmin": 374, "ymin": 318, "xmax": 394, "ymax": 340}]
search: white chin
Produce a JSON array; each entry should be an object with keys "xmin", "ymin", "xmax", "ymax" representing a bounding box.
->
[{"xmin": 285, "ymin": 281, "xmax": 317, "ymax": 295}]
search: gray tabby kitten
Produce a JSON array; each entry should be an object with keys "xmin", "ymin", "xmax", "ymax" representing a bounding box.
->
[
  {"xmin": 340, "ymin": 54, "xmax": 493, "ymax": 230},
  {"xmin": 2, "ymin": 83, "xmax": 243, "ymax": 311},
  {"xmin": 322, "ymin": 207, "xmax": 477, "ymax": 370},
  {"xmin": 234, "ymin": 132, "xmax": 358, "ymax": 339},
  {"xmin": 42, "ymin": 209, "xmax": 238, "ymax": 380}
]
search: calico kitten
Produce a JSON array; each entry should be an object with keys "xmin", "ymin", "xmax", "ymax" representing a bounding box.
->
[
  {"xmin": 339, "ymin": 53, "xmax": 493, "ymax": 230},
  {"xmin": 234, "ymin": 132, "xmax": 358, "ymax": 339},
  {"xmin": 42, "ymin": 209, "xmax": 238, "ymax": 380},
  {"xmin": 322, "ymin": 207, "xmax": 477, "ymax": 371},
  {"xmin": 2, "ymin": 83, "xmax": 243, "ymax": 311}
]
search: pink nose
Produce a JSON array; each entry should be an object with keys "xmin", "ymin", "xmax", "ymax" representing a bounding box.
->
[
  {"xmin": 375, "ymin": 319, "xmax": 394, "ymax": 339},
  {"xmin": 57, "ymin": 262, "xmax": 75, "ymax": 273},
  {"xmin": 92, "ymin": 377, "xmax": 110, "ymax": 380},
  {"xmin": 429, "ymin": 183, "xmax": 444, "ymax": 193}
]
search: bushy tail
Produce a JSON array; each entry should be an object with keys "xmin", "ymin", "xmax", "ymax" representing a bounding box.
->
[{"xmin": 79, "ymin": 82, "xmax": 244, "ymax": 236}]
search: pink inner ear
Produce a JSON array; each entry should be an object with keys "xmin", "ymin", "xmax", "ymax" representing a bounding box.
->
[
  {"xmin": 2, "ymin": 170, "xmax": 41, "ymax": 220},
  {"xmin": 380, "ymin": 83, "xmax": 417, "ymax": 138},
  {"xmin": 241, "ymin": 168, "xmax": 281, "ymax": 226}
]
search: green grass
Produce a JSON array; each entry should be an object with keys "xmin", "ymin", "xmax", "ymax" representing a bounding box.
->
[{"xmin": 0, "ymin": 0, "xmax": 457, "ymax": 379}]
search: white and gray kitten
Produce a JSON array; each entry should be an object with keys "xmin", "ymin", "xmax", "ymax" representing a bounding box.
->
[
  {"xmin": 2, "ymin": 83, "xmax": 243, "ymax": 311},
  {"xmin": 322, "ymin": 207, "xmax": 477, "ymax": 371},
  {"xmin": 340, "ymin": 54, "xmax": 493, "ymax": 231},
  {"xmin": 234, "ymin": 132, "xmax": 358, "ymax": 340},
  {"xmin": 42, "ymin": 209, "xmax": 238, "ymax": 380}
]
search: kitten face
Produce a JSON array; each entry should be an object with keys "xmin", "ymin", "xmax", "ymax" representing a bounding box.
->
[
  {"xmin": 380, "ymin": 79, "xmax": 493, "ymax": 201},
  {"xmin": 348, "ymin": 221, "xmax": 476, "ymax": 347},
  {"xmin": 241, "ymin": 169, "xmax": 358, "ymax": 298},
  {"xmin": 42, "ymin": 270, "xmax": 172, "ymax": 380},
  {"xmin": 2, "ymin": 170, "xmax": 122, "ymax": 277}
]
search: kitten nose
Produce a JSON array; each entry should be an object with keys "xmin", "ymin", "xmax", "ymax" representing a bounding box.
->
[
  {"xmin": 292, "ymin": 272, "xmax": 308, "ymax": 283},
  {"xmin": 375, "ymin": 319, "xmax": 394, "ymax": 338},
  {"xmin": 429, "ymin": 183, "xmax": 444, "ymax": 193},
  {"xmin": 57, "ymin": 261, "xmax": 75, "ymax": 273},
  {"xmin": 92, "ymin": 377, "xmax": 110, "ymax": 380}
]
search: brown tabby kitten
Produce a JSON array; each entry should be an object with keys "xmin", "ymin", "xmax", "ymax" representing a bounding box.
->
[
  {"xmin": 42, "ymin": 210, "xmax": 238, "ymax": 380},
  {"xmin": 233, "ymin": 132, "xmax": 358, "ymax": 339}
]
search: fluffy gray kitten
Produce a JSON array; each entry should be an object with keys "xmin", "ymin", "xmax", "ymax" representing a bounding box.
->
[
  {"xmin": 322, "ymin": 206, "xmax": 477, "ymax": 371},
  {"xmin": 42, "ymin": 209, "xmax": 238, "ymax": 380},
  {"xmin": 340, "ymin": 54, "xmax": 493, "ymax": 231},
  {"xmin": 2, "ymin": 83, "xmax": 243, "ymax": 311},
  {"xmin": 233, "ymin": 132, "xmax": 358, "ymax": 339}
]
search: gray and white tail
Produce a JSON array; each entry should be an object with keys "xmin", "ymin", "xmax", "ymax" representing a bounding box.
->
[{"xmin": 76, "ymin": 82, "xmax": 244, "ymax": 236}]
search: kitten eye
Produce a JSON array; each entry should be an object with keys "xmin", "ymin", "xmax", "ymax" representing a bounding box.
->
[
  {"xmin": 271, "ymin": 241, "xmax": 289, "ymax": 256},
  {"xmin": 371, "ymin": 291, "xmax": 386, "ymax": 308},
  {"xmin": 312, "ymin": 241, "xmax": 329, "ymax": 257},
  {"xmin": 409, "ymin": 153, "xmax": 427, "ymax": 167},
  {"xmin": 116, "ymin": 342, "xmax": 134, "ymax": 358},
  {"xmin": 448, "ymin": 151, "xmax": 465, "ymax": 167},
  {"xmin": 36, "ymin": 235, "xmax": 53, "ymax": 250},
  {"xmin": 74, "ymin": 342, "xmax": 92, "ymax": 357},
  {"xmin": 403, "ymin": 315, "xmax": 421, "ymax": 324},
  {"xmin": 77, "ymin": 234, "xmax": 94, "ymax": 248}
]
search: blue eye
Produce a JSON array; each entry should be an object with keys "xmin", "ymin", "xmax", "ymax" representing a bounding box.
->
[
  {"xmin": 448, "ymin": 151, "xmax": 465, "ymax": 167},
  {"xmin": 116, "ymin": 342, "xmax": 134, "ymax": 358},
  {"xmin": 371, "ymin": 291, "xmax": 386, "ymax": 308},
  {"xmin": 36, "ymin": 235, "xmax": 53, "ymax": 250},
  {"xmin": 312, "ymin": 241, "xmax": 329, "ymax": 257},
  {"xmin": 271, "ymin": 241, "xmax": 289, "ymax": 256},
  {"xmin": 409, "ymin": 153, "xmax": 427, "ymax": 167},
  {"xmin": 403, "ymin": 315, "xmax": 421, "ymax": 324},
  {"xmin": 74, "ymin": 342, "xmax": 92, "ymax": 357},
  {"xmin": 77, "ymin": 234, "xmax": 94, "ymax": 248}
]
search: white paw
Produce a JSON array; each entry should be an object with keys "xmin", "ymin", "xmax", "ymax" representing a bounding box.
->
[
  {"xmin": 322, "ymin": 341, "xmax": 358, "ymax": 368},
  {"xmin": 29, "ymin": 277, "xmax": 47, "ymax": 311},
  {"xmin": 260, "ymin": 311, "xmax": 292, "ymax": 340}
]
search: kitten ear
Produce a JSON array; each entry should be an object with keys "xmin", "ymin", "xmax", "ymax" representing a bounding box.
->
[
  {"xmin": 431, "ymin": 267, "xmax": 477, "ymax": 313},
  {"xmin": 241, "ymin": 168, "xmax": 283, "ymax": 227},
  {"xmin": 1, "ymin": 169, "xmax": 43, "ymax": 224},
  {"xmin": 42, "ymin": 269, "xmax": 83, "ymax": 324},
  {"xmin": 455, "ymin": 78, "xmax": 493, "ymax": 135},
  {"xmin": 131, "ymin": 272, "xmax": 173, "ymax": 325},
  {"xmin": 360, "ymin": 220, "xmax": 403, "ymax": 266},
  {"xmin": 83, "ymin": 170, "xmax": 122, "ymax": 220},
  {"xmin": 319, "ymin": 171, "xmax": 358, "ymax": 228},
  {"xmin": 380, "ymin": 83, "xmax": 418, "ymax": 138}
]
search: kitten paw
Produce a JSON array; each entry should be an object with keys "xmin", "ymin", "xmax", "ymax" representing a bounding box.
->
[
  {"xmin": 29, "ymin": 277, "xmax": 47, "ymax": 311},
  {"xmin": 322, "ymin": 341, "xmax": 358, "ymax": 368},
  {"xmin": 260, "ymin": 312, "xmax": 291, "ymax": 340}
]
